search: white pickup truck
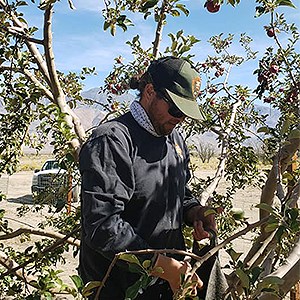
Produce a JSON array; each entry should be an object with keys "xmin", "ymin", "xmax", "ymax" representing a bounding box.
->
[{"xmin": 31, "ymin": 159, "xmax": 80, "ymax": 203}]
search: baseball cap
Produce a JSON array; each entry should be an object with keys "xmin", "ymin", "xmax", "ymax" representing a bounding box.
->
[{"xmin": 148, "ymin": 56, "xmax": 203, "ymax": 120}]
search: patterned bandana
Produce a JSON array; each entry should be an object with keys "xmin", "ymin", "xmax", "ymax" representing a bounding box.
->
[{"xmin": 130, "ymin": 101, "xmax": 162, "ymax": 137}]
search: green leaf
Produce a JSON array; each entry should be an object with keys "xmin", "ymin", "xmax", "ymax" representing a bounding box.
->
[
  {"xmin": 119, "ymin": 253, "xmax": 142, "ymax": 267},
  {"xmin": 226, "ymin": 248, "xmax": 243, "ymax": 262},
  {"xmin": 250, "ymin": 266, "xmax": 263, "ymax": 283},
  {"xmin": 110, "ymin": 24, "xmax": 116, "ymax": 36},
  {"xmin": 256, "ymin": 203, "xmax": 274, "ymax": 214},
  {"xmin": 152, "ymin": 266, "xmax": 164, "ymax": 274},
  {"xmin": 132, "ymin": 35, "xmax": 140, "ymax": 43},
  {"xmin": 265, "ymin": 222, "xmax": 278, "ymax": 232},
  {"xmin": 128, "ymin": 263, "xmax": 145, "ymax": 274},
  {"xmin": 103, "ymin": 21, "xmax": 110, "ymax": 31},
  {"xmin": 125, "ymin": 276, "xmax": 144, "ymax": 299},
  {"xmin": 175, "ymin": 4, "xmax": 189, "ymax": 16},
  {"xmin": 236, "ymin": 268, "xmax": 250, "ymax": 289},
  {"xmin": 82, "ymin": 281, "xmax": 102, "ymax": 297},
  {"xmin": 261, "ymin": 275, "xmax": 285, "ymax": 287},
  {"xmin": 230, "ymin": 208, "xmax": 245, "ymax": 220},
  {"xmin": 275, "ymin": 225, "xmax": 286, "ymax": 240},
  {"xmin": 142, "ymin": 260, "xmax": 151, "ymax": 269},
  {"xmin": 287, "ymin": 208, "xmax": 299, "ymax": 221},
  {"xmin": 257, "ymin": 126, "xmax": 270, "ymax": 133},
  {"xmin": 280, "ymin": 118, "xmax": 290, "ymax": 135},
  {"xmin": 255, "ymin": 5, "xmax": 266, "ymax": 17},
  {"xmin": 141, "ymin": 0, "xmax": 159, "ymax": 11},
  {"xmin": 70, "ymin": 275, "xmax": 83, "ymax": 290},
  {"xmin": 171, "ymin": 9, "xmax": 180, "ymax": 17},
  {"xmin": 275, "ymin": 0, "xmax": 296, "ymax": 9},
  {"xmin": 289, "ymin": 129, "xmax": 300, "ymax": 139}
]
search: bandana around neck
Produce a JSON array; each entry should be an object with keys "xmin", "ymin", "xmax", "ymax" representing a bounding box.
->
[{"xmin": 130, "ymin": 101, "xmax": 162, "ymax": 137}]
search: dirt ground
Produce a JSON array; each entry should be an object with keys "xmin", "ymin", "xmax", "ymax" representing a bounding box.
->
[
  {"xmin": 0, "ymin": 170, "xmax": 284, "ymax": 299},
  {"xmin": 1, "ymin": 171, "xmax": 78, "ymax": 299}
]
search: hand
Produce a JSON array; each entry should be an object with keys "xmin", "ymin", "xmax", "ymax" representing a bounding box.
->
[
  {"xmin": 168, "ymin": 260, "xmax": 202, "ymax": 294},
  {"xmin": 187, "ymin": 205, "xmax": 221, "ymax": 241},
  {"xmin": 151, "ymin": 255, "xmax": 203, "ymax": 294}
]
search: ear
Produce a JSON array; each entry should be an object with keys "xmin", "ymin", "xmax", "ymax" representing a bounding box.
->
[
  {"xmin": 140, "ymin": 83, "xmax": 155, "ymax": 110},
  {"xmin": 144, "ymin": 83, "xmax": 155, "ymax": 99}
]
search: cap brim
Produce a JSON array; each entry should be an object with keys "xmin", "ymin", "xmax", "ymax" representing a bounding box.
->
[{"xmin": 166, "ymin": 89, "xmax": 204, "ymax": 120}]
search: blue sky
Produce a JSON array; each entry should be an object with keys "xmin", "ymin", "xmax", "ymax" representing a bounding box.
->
[{"xmin": 21, "ymin": 0, "xmax": 300, "ymax": 92}]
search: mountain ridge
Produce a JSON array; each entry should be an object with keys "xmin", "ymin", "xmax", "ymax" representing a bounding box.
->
[{"xmin": 0, "ymin": 87, "xmax": 279, "ymax": 154}]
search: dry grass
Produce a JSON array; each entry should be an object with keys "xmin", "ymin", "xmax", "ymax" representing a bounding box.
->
[
  {"xmin": 18, "ymin": 154, "xmax": 54, "ymax": 171},
  {"xmin": 18, "ymin": 154, "xmax": 269, "ymax": 172},
  {"xmin": 190, "ymin": 155, "xmax": 271, "ymax": 172},
  {"xmin": 190, "ymin": 156, "xmax": 219, "ymax": 170}
]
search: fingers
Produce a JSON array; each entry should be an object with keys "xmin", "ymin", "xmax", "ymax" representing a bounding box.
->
[
  {"xmin": 193, "ymin": 220, "xmax": 210, "ymax": 240},
  {"xmin": 197, "ymin": 206, "xmax": 224, "ymax": 233}
]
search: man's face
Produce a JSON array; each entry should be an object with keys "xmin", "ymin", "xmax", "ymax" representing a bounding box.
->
[{"xmin": 147, "ymin": 91, "xmax": 185, "ymax": 136}]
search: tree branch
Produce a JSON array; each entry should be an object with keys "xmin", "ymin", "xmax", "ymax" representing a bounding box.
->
[
  {"xmin": 95, "ymin": 217, "xmax": 269, "ymax": 298},
  {"xmin": 199, "ymin": 71, "xmax": 243, "ymax": 205},
  {"xmin": 245, "ymin": 231, "xmax": 277, "ymax": 269},
  {"xmin": 255, "ymin": 237, "xmax": 300, "ymax": 299},
  {"xmin": 2, "ymin": 24, "xmax": 44, "ymax": 44},
  {"xmin": 0, "ymin": 0, "xmax": 52, "ymax": 86},
  {"xmin": 43, "ymin": 4, "xmax": 62, "ymax": 99},
  {"xmin": 0, "ymin": 225, "xmax": 80, "ymax": 279},
  {"xmin": 0, "ymin": 227, "xmax": 80, "ymax": 247},
  {"xmin": 42, "ymin": 4, "xmax": 85, "ymax": 152},
  {"xmin": 244, "ymin": 136, "xmax": 300, "ymax": 265},
  {"xmin": 23, "ymin": 69, "xmax": 54, "ymax": 101},
  {"xmin": 152, "ymin": 0, "xmax": 167, "ymax": 59},
  {"xmin": 0, "ymin": 251, "xmax": 36, "ymax": 284}
]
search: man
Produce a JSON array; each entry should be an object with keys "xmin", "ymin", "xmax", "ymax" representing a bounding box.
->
[{"xmin": 79, "ymin": 56, "xmax": 216, "ymax": 299}]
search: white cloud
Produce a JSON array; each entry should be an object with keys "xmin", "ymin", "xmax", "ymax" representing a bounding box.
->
[{"xmin": 61, "ymin": 0, "xmax": 104, "ymax": 12}]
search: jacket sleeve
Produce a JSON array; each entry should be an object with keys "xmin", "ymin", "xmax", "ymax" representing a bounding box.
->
[{"xmin": 79, "ymin": 129, "xmax": 150, "ymax": 262}]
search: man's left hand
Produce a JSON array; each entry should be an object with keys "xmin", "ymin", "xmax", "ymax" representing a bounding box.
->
[{"xmin": 187, "ymin": 206, "xmax": 219, "ymax": 241}]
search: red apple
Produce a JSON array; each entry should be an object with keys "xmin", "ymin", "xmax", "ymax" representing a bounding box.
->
[
  {"xmin": 205, "ymin": 0, "xmax": 220, "ymax": 13},
  {"xmin": 269, "ymin": 64, "xmax": 279, "ymax": 74},
  {"xmin": 219, "ymin": 111, "xmax": 227, "ymax": 120},
  {"xmin": 210, "ymin": 99, "xmax": 216, "ymax": 106},
  {"xmin": 267, "ymin": 28, "xmax": 275, "ymax": 37},
  {"xmin": 209, "ymin": 87, "xmax": 217, "ymax": 94},
  {"xmin": 111, "ymin": 102, "xmax": 119, "ymax": 110},
  {"xmin": 258, "ymin": 73, "xmax": 268, "ymax": 83},
  {"xmin": 263, "ymin": 96, "xmax": 275, "ymax": 103},
  {"xmin": 215, "ymin": 70, "xmax": 222, "ymax": 78},
  {"xmin": 116, "ymin": 57, "xmax": 123, "ymax": 64}
]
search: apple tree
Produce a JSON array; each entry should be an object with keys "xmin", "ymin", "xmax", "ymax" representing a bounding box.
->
[{"xmin": 0, "ymin": 0, "xmax": 299, "ymax": 299}]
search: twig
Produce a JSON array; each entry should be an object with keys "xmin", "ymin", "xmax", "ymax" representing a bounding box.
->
[
  {"xmin": 95, "ymin": 217, "xmax": 269, "ymax": 299},
  {"xmin": 191, "ymin": 216, "xmax": 269, "ymax": 275},
  {"xmin": 245, "ymin": 230, "xmax": 276, "ymax": 268},
  {"xmin": 152, "ymin": 0, "xmax": 167, "ymax": 59},
  {"xmin": 0, "ymin": 225, "xmax": 80, "ymax": 279},
  {"xmin": 0, "ymin": 227, "xmax": 80, "ymax": 247},
  {"xmin": 0, "ymin": 251, "xmax": 36, "ymax": 284},
  {"xmin": 271, "ymin": 11, "xmax": 297, "ymax": 87},
  {"xmin": 274, "ymin": 153, "xmax": 285, "ymax": 202}
]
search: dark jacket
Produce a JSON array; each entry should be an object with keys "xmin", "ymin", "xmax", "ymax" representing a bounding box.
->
[{"xmin": 79, "ymin": 112, "xmax": 199, "ymax": 299}]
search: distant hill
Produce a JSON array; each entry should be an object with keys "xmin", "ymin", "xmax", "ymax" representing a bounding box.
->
[
  {"xmin": 78, "ymin": 88, "xmax": 280, "ymax": 132},
  {"xmin": 0, "ymin": 87, "xmax": 279, "ymax": 154},
  {"xmin": 76, "ymin": 88, "xmax": 136, "ymax": 130}
]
